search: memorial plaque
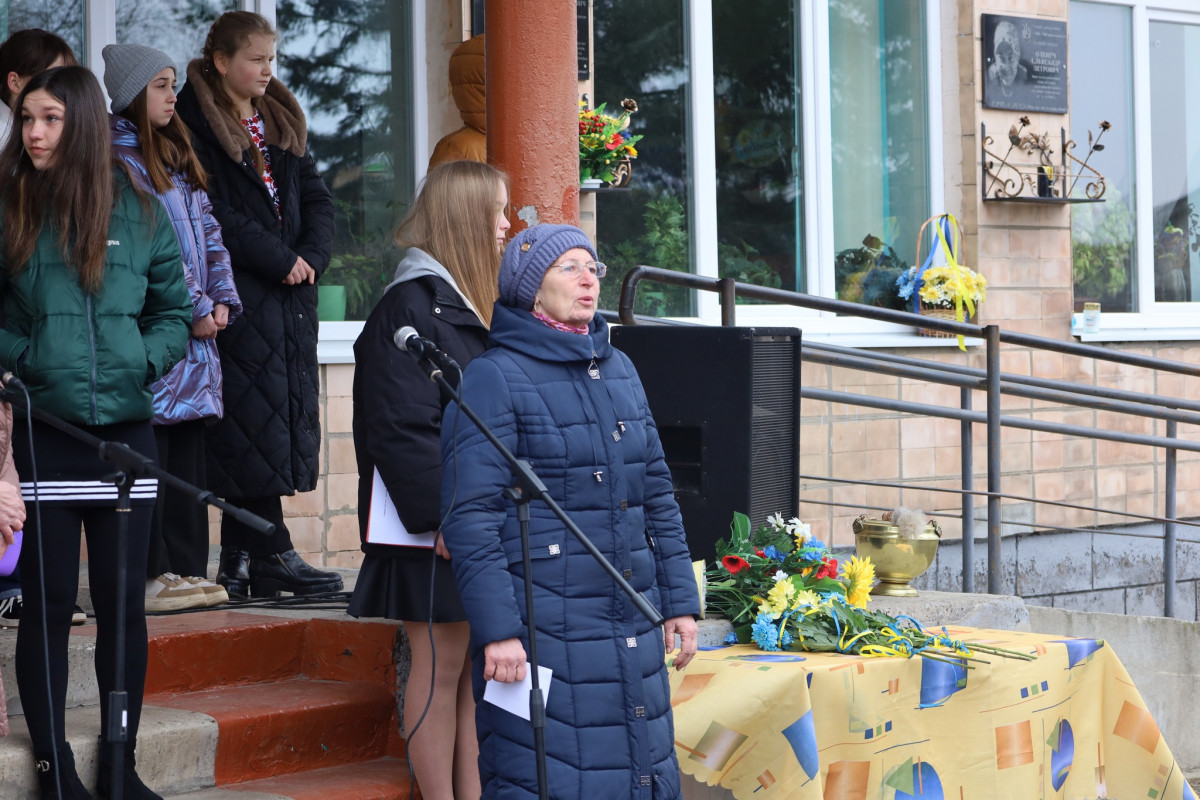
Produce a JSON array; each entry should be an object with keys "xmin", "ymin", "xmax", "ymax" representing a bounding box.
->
[
  {"xmin": 578, "ymin": 0, "xmax": 590, "ymax": 80},
  {"xmin": 982, "ymin": 13, "xmax": 1068, "ymax": 113}
]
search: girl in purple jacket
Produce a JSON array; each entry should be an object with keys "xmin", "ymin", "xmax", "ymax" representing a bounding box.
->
[{"xmin": 104, "ymin": 43, "xmax": 242, "ymax": 613}]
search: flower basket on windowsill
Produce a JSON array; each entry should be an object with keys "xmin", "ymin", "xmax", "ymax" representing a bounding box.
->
[{"xmin": 917, "ymin": 301, "xmax": 978, "ymax": 338}]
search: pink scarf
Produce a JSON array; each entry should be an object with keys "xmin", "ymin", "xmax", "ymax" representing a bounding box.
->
[{"xmin": 533, "ymin": 310, "xmax": 588, "ymax": 335}]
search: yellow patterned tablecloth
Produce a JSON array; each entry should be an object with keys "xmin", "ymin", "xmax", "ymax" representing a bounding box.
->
[{"xmin": 669, "ymin": 627, "xmax": 1194, "ymax": 800}]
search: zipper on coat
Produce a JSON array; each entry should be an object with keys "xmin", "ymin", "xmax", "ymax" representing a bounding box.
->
[{"xmin": 86, "ymin": 294, "xmax": 99, "ymax": 424}]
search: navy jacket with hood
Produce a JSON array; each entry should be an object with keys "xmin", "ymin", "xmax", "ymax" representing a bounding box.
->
[{"xmin": 441, "ymin": 302, "xmax": 700, "ymax": 799}]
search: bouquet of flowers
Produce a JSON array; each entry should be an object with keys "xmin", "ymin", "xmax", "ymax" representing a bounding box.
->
[
  {"xmin": 896, "ymin": 264, "xmax": 988, "ymax": 311},
  {"xmin": 579, "ymin": 98, "xmax": 642, "ymax": 184},
  {"xmin": 706, "ymin": 512, "xmax": 1032, "ymax": 664}
]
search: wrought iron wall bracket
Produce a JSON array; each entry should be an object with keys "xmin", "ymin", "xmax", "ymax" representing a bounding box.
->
[{"xmin": 981, "ymin": 121, "xmax": 1108, "ymax": 204}]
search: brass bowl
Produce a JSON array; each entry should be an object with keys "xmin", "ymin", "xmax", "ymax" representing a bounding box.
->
[{"xmin": 852, "ymin": 515, "xmax": 941, "ymax": 597}]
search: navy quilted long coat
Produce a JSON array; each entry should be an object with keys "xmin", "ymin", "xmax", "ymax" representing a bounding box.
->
[{"xmin": 441, "ymin": 303, "xmax": 701, "ymax": 799}]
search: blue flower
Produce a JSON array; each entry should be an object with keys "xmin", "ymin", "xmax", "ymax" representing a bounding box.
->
[
  {"xmin": 763, "ymin": 545, "xmax": 786, "ymax": 562},
  {"xmin": 751, "ymin": 614, "xmax": 781, "ymax": 651},
  {"xmin": 723, "ymin": 631, "xmax": 738, "ymax": 645}
]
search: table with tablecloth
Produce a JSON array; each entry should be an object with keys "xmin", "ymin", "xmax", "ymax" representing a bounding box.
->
[{"xmin": 669, "ymin": 627, "xmax": 1195, "ymax": 800}]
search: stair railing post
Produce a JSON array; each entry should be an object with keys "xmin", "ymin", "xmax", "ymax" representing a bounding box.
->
[
  {"xmin": 985, "ymin": 325, "xmax": 1002, "ymax": 595},
  {"xmin": 961, "ymin": 386, "xmax": 975, "ymax": 593},
  {"xmin": 1165, "ymin": 419, "xmax": 1178, "ymax": 617}
]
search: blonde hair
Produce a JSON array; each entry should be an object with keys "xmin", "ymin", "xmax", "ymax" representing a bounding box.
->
[{"xmin": 396, "ymin": 161, "xmax": 508, "ymax": 326}]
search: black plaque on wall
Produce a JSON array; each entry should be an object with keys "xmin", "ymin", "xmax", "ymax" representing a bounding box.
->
[
  {"xmin": 982, "ymin": 13, "xmax": 1067, "ymax": 113},
  {"xmin": 578, "ymin": 1, "xmax": 590, "ymax": 79}
]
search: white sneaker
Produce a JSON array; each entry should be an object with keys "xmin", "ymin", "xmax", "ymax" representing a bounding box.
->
[
  {"xmin": 145, "ymin": 573, "xmax": 208, "ymax": 612},
  {"xmin": 183, "ymin": 575, "xmax": 229, "ymax": 607}
]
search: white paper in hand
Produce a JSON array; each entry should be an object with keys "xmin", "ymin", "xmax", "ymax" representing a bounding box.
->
[
  {"xmin": 483, "ymin": 663, "xmax": 553, "ymax": 721},
  {"xmin": 366, "ymin": 467, "xmax": 437, "ymax": 547}
]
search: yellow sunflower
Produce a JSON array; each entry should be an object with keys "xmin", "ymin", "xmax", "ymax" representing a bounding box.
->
[{"xmin": 842, "ymin": 555, "xmax": 876, "ymax": 608}]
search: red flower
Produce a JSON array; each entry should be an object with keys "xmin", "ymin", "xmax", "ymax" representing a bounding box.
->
[
  {"xmin": 722, "ymin": 555, "xmax": 750, "ymax": 574},
  {"xmin": 814, "ymin": 557, "xmax": 839, "ymax": 580},
  {"xmin": 755, "ymin": 548, "xmax": 766, "ymax": 558}
]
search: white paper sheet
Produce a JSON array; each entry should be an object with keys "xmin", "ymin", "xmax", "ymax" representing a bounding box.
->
[
  {"xmin": 365, "ymin": 467, "xmax": 437, "ymax": 547},
  {"xmin": 483, "ymin": 663, "xmax": 553, "ymax": 721}
]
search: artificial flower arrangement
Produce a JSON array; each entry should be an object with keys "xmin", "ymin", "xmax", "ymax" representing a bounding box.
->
[
  {"xmin": 579, "ymin": 98, "xmax": 642, "ymax": 184},
  {"xmin": 705, "ymin": 512, "xmax": 1032, "ymax": 665},
  {"xmin": 895, "ymin": 264, "xmax": 988, "ymax": 312}
]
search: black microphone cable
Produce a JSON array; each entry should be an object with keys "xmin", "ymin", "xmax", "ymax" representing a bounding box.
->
[
  {"xmin": 10, "ymin": 381, "xmax": 66, "ymax": 798},
  {"xmin": 402, "ymin": 357, "xmax": 465, "ymax": 800}
]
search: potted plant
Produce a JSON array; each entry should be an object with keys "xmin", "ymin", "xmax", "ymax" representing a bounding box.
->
[
  {"xmin": 835, "ymin": 234, "xmax": 910, "ymax": 311},
  {"xmin": 579, "ymin": 98, "xmax": 642, "ymax": 186}
]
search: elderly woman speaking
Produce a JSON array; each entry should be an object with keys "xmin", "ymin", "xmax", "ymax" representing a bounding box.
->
[{"xmin": 440, "ymin": 223, "xmax": 700, "ymax": 799}]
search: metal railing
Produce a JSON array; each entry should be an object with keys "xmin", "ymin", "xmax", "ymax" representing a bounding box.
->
[{"xmin": 617, "ymin": 266, "xmax": 1200, "ymax": 615}]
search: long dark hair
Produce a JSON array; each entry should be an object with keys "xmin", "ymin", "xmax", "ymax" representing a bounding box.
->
[
  {"xmin": 199, "ymin": 10, "xmax": 277, "ymax": 175},
  {"xmin": 120, "ymin": 77, "xmax": 209, "ymax": 194},
  {"xmin": 0, "ymin": 66, "xmax": 115, "ymax": 293},
  {"xmin": 0, "ymin": 29, "xmax": 77, "ymax": 107}
]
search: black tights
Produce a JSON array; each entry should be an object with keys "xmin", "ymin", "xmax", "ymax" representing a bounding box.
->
[{"xmin": 15, "ymin": 502, "xmax": 153, "ymax": 759}]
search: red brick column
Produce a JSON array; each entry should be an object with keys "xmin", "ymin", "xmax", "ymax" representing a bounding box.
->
[{"xmin": 486, "ymin": 0, "xmax": 580, "ymax": 229}]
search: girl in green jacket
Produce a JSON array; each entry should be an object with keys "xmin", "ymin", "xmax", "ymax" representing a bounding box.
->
[{"xmin": 0, "ymin": 65, "xmax": 190, "ymax": 800}]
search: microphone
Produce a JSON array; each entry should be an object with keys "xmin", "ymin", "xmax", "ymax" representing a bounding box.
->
[
  {"xmin": 393, "ymin": 326, "xmax": 462, "ymax": 373},
  {"xmin": 0, "ymin": 371, "xmax": 25, "ymax": 391}
]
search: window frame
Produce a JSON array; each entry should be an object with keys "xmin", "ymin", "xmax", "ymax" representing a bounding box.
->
[
  {"xmin": 1071, "ymin": 0, "xmax": 1200, "ymax": 341},
  {"xmin": 680, "ymin": 0, "xmax": 948, "ymax": 345}
]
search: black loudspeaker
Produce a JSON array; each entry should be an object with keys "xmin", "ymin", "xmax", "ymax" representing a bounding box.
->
[{"xmin": 610, "ymin": 325, "xmax": 801, "ymax": 562}]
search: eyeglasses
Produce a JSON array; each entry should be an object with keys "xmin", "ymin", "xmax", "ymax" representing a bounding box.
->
[{"xmin": 551, "ymin": 259, "xmax": 607, "ymax": 279}]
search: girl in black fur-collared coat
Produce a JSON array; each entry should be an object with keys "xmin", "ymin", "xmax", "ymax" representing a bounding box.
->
[{"xmin": 174, "ymin": 11, "xmax": 340, "ymax": 598}]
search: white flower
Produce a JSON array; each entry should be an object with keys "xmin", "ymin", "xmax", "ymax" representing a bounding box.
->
[
  {"xmin": 787, "ymin": 518, "xmax": 812, "ymax": 542},
  {"xmin": 767, "ymin": 512, "xmax": 786, "ymax": 530},
  {"xmin": 773, "ymin": 570, "xmax": 788, "ymax": 582}
]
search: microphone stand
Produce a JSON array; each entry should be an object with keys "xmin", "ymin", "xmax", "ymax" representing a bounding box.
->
[
  {"xmin": 411, "ymin": 353, "xmax": 664, "ymax": 800},
  {"xmin": 3, "ymin": 390, "xmax": 274, "ymax": 800}
]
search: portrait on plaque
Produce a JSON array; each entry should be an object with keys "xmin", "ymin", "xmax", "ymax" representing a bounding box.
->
[{"xmin": 982, "ymin": 13, "xmax": 1068, "ymax": 113}]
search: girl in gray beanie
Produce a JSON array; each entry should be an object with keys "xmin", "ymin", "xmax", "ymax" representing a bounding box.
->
[{"xmin": 105, "ymin": 42, "xmax": 244, "ymax": 626}]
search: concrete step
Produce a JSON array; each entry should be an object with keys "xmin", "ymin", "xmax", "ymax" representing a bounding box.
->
[
  {"xmin": 2, "ymin": 602, "xmax": 412, "ymax": 798},
  {"xmin": 164, "ymin": 759, "xmax": 418, "ymax": 800}
]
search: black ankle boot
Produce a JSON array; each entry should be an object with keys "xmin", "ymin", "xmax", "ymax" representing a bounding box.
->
[
  {"xmin": 216, "ymin": 548, "xmax": 251, "ymax": 599},
  {"xmin": 95, "ymin": 741, "xmax": 161, "ymax": 800},
  {"xmin": 249, "ymin": 549, "xmax": 343, "ymax": 597},
  {"xmin": 34, "ymin": 743, "xmax": 94, "ymax": 799}
]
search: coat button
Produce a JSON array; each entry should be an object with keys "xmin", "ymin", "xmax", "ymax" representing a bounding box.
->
[
  {"xmin": 626, "ymin": 637, "xmax": 637, "ymax": 648},
  {"xmin": 434, "ymin": 307, "xmax": 442, "ymax": 314},
  {"xmin": 622, "ymin": 569, "xmax": 632, "ymax": 579},
  {"xmin": 635, "ymin": 706, "xmax": 645, "ymax": 717}
]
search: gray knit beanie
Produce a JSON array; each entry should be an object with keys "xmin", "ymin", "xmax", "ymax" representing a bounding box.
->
[
  {"xmin": 102, "ymin": 43, "xmax": 175, "ymax": 113},
  {"xmin": 499, "ymin": 224, "xmax": 598, "ymax": 310}
]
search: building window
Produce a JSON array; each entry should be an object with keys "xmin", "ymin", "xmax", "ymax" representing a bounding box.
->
[
  {"xmin": 1069, "ymin": 1, "xmax": 1136, "ymax": 314},
  {"xmin": 278, "ymin": 0, "xmax": 414, "ymax": 322},
  {"xmin": 116, "ymin": 1, "xmax": 240, "ymax": 85},
  {"xmin": 2, "ymin": 2, "xmax": 85, "ymax": 58},
  {"xmin": 1070, "ymin": 0, "xmax": 1200, "ymax": 335},
  {"xmin": 829, "ymin": 0, "xmax": 930, "ymax": 303},
  {"xmin": 1148, "ymin": 17, "xmax": 1200, "ymax": 304},
  {"xmin": 592, "ymin": 0, "xmax": 694, "ymax": 317},
  {"xmin": 592, "ymin": 0, "xmax": 936, "ymax": 326}
]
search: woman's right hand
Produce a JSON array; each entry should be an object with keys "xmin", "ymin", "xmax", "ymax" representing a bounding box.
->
[
  {"xmin": 483, "ymin": 638, "xmax": 527, "ymax": 683},
  {"xmin": 193, "ymin": 313, "xmax": 219, "ymax": 340},
  {"xmin": 283, "ymin": 256, "xmax": 317, "ymax": 285},
  {"xmin": 0, "ymin": 481, "xmax": 25, "ymax": 544}
]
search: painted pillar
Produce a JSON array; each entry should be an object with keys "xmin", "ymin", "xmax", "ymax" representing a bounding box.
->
[{"xmin": 486, "ymin": 0, "xmax": 580, "ymax": 230}]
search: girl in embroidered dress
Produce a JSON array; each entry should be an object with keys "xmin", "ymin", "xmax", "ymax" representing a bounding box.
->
[
  {"xmin": 104, "ymin": 43, "xmax": 244, "ymax": 612},
  {"xmin": 175, "ymin": 12, "xmax": 339, "ymax": 598}
]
